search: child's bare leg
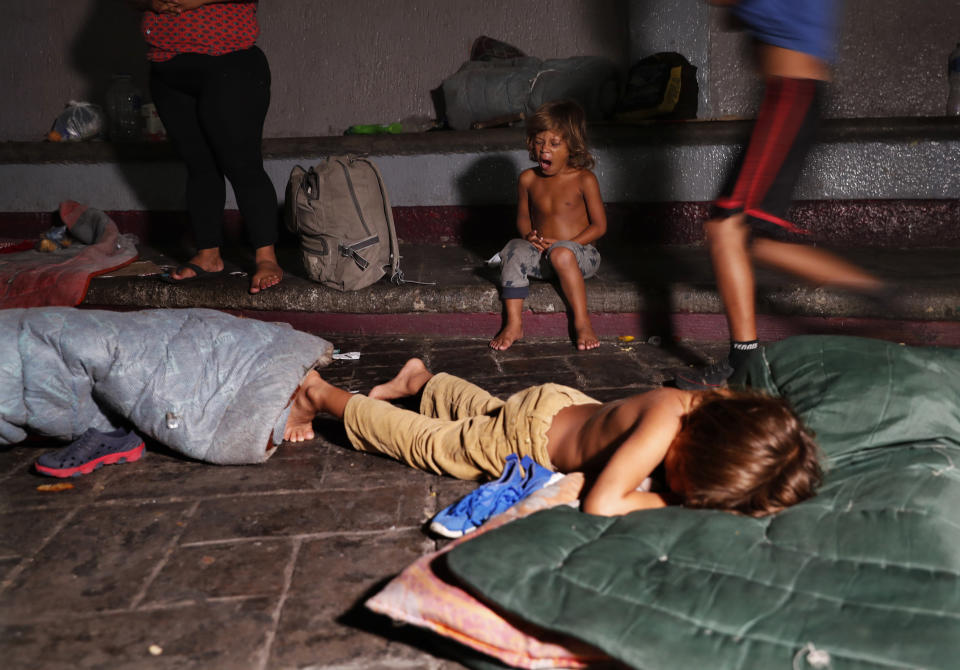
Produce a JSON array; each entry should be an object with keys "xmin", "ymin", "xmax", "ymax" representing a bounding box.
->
[
  {"xmin": 490, "ymin": 298, "xmax": 524, "ymax": 351},
  {"xmin": 284, "ymin": 370, "xmax": 352, "ymax": 442},
  {"xmin": 751, "ymin": 238, "xmax": 885, "ymax": 293},
  {"xmin": 705, "ymin": 214, "xmax": 758, "ymax": 342},
  {"xmin": 369, "ymin": 358, "xmax": 434, "ymax": 401},
  {"xmin": 550, "ymin": 247, "xmax": 599, "ymax": 350}
]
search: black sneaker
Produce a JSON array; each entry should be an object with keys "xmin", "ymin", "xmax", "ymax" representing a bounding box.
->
[
  {"xmin": 671, "ymin": 358, "xmax": 734, "ymax": 390},
  {"xmin": 35, "ymin": 428, "xmax": 145, "ymax": 478}
]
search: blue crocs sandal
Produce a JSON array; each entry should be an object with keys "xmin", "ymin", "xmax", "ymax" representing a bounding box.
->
[
  {"xmin": 430, "ymin": 454, "xmax": 527, "ymax": 538},
  {"xmin": 35, "ymin": 428, "xmax": 145, "ymax": 478}
]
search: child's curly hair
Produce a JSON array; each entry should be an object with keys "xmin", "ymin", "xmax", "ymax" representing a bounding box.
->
[
  {"xmin": 668, "ymin": 389, "xmax": 822, "ymax": 517},
  {"xmin": 526, "ymin": 99, "xmax": 595, "ymax": 170}
]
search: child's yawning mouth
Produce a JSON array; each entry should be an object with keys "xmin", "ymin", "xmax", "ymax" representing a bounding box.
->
[{"xmin": 530, "ymin": 128, "xmax": 570, "ymax": 176}]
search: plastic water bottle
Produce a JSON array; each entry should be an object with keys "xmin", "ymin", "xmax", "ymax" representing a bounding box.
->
[
  {"xmin": 105, "ymin": 74, "xmax": 143, "ymax": 141},
  {"xmin": 948, "ymin": 43, "xmax": 960, "ymax": 116}
]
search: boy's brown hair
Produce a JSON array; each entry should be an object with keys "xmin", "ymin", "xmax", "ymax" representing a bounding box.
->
[
  {"xmin": 668, "ymin": 389, "xmax": 822, "ymax": 517},
  {"xmin": 526, "ymin": 99, "xmax": 595, "ymax": 170}
]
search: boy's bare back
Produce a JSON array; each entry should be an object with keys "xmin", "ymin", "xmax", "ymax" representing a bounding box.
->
[{"xmin": 545, "ymin": 387, "xmax": 695, "ymax": 515}]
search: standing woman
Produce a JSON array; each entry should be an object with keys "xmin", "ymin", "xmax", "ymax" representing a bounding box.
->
[{"xmin": 137, "ymin": 0, "xmax": 282, "ymax": 293}]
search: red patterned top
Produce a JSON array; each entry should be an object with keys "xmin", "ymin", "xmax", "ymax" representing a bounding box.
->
[{"xmin": 142, "ymin": 2, "xmax": 259, "ymax": 62}]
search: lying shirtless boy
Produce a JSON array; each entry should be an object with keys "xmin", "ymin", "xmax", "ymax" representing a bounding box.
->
[{"xmin": 284, "ymin": 359, "xmax": 821, "ymax": 517}]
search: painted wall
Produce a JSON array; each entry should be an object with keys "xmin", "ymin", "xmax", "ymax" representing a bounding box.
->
[
  {"xmin": 1, "ymin": 1, "xmax": 957, "ymax": 141},
  {"xmin": 4, "ymin": 128, "xmax": 958, "ymax": 212},
  {"xmin": 0, "ymin": 0, "xmax": 629, "ymax": 141},
  {"xmin": 630, "ymin": 0, "xmax": 960, "ymax": 120},
  {"xmin": 707, "ymin": 0, "xmax": 960, "ymax": 119}
]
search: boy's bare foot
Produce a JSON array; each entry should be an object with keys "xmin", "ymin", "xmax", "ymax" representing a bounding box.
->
[
  {"xmin": 250, "ymin": 259, "xmax": 283, "ymax": 294},
  {"xmin": 575, "ymin": 321, "xmax": 600, "ymax": 351},
  {"xmin": 284, "ymin": 370, "xmax": 325, "ymax": 442},
  {"xmin": 490, "ymin": 324, "xmax": 523, "ymax": 351},
  {"xmin": 369, "ymin": 358, "xmax": 433, "ymax": 400},
  {"xmin": 283, "ymin": 369, "xmax": 357, "ymax": 442}
]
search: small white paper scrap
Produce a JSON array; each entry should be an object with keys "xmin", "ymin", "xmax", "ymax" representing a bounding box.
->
[{"xmin": 333, "ymin": 351, "xmax": 362, "ymax": 360}]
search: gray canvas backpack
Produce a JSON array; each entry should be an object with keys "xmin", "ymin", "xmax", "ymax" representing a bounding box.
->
[{"xmin": 285, "ymin": 155, "xmax": 402, "ymax": 291}]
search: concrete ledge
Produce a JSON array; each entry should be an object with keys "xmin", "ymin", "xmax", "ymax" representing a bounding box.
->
[
  {"xmin": 5, "ymin": 198, "xmax": 959, "ymax": 251},
  {"xmin": 2, "ymin": 118, "xmax": 958, "ymax": 212},
  {"xmin": 4, "ymin": 118, "xmax": 960, "ymax": 164},
  {"xmin": 81, "ymin": 244, "xmax": 960, "ymax": 346}
]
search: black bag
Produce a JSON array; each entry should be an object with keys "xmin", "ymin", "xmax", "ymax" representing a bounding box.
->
[{"xmin": 616, "ymin": 52, "xmax": 699, "ymax": 121}]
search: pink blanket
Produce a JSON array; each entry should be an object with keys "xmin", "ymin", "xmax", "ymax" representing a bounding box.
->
[{"xmin": 0, "ymin": 202, "xmax": 138, "ymax": 309}]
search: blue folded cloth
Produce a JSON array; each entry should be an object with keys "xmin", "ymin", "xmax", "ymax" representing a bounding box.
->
[{"xmin": 429, "ymin": 454, "xmax": 561, "ymax": 538}]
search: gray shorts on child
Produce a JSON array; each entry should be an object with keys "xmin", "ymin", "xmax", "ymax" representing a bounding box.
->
[{"xmin": 499, "ymin": 239, "xmax": 601, "ymax": 299}]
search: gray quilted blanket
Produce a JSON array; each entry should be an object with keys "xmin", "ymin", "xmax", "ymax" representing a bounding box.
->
[{"xmin": 0, "ymin": 308, "xmax": 333, "ymax": 464}]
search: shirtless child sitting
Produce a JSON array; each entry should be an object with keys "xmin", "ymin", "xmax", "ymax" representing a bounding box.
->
[
  {"xmin": 284, "ymin": 359, "xmax": 821, "ymax": 517},
  {"xmin": 490, "ymin": 99, "xmax": 608, "ymax": 352}
]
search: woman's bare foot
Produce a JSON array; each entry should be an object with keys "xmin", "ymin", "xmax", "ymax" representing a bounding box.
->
[
  {"xmin": 575, "ymin": 320, "xmax": 600, "ymax": 351},
  {"xmin": 171, "ymin": 248, "xmax": 223, "ymax": 280},
  {"xmin": 250, "ymin": 260, "xmax": 283, "ymax": 294},
  {"xmin": 284, "ymin": 370, "xmax": 353, "ymax": 442},
  {"xmin": 250, "ymin": 246, "xmax": 283, "ymax": 294},
  {"xmin": 369, "ymin": 358, "xmax": 433, "ymax": 401},
  {"xmin": 490, "ymin": 323, "xmax": 523, "ymax": 351}
]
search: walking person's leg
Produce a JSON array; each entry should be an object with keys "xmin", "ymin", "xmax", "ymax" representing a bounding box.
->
[{"xmin": 676, "ymin": 49, "xmax": 882, "ymax": 389}]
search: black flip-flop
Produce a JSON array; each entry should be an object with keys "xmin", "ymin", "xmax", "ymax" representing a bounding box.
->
[{"xmin": 159, "ymin": 262, "xmax": 227, "ymax": 284}]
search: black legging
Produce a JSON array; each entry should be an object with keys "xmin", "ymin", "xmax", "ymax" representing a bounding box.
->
[{"xmin": 150, "ymin": 46, "xmax": 277, "ymax": 250}]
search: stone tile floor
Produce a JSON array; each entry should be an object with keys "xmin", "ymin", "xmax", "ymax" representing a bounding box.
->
[{"xmin": 0, "ymin": 334, "xmax": 726, "ymax": 670}]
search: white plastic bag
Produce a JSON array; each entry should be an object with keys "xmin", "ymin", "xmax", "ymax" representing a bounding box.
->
[{"xmin": 47, "ymin": 101, "xmax": 105, "ymax": 141}]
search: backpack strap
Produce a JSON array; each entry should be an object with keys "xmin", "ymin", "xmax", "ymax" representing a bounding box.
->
[
  {"xmin": 357, "ymin": 157, "xmax": 436, "ymax": 286},
  {"xmin": 338, "ymin": 236, "xmax": 378, "ymax": 271},
  {"xmin": 332, "ymin": 157, "xmax": 380, "ymax": 271},
  {"xmin": 357, "ymin": 157, "xmax": 401, "ymax": 281}
]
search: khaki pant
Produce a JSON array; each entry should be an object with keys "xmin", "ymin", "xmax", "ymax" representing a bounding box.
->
[{"xmin": 343, "ymin": 373, "xmax": 599, "ymax": 480}]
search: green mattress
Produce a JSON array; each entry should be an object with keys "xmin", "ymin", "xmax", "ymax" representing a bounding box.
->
[{"xmin": 446, "ymin": 336, "xmax": 960, "ymax": 669}]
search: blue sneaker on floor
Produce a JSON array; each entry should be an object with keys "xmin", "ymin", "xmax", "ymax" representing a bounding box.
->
[
  {"xmin": 429, "ymin": 454, "xmax": 561, "ymax": 539},
  {"xmin": 519, "ymin": 455, "xmax": 564, "ymax": 496},
  {"xmin": 35, "ymin": 428, "xmax": 144, "ymax": 478},
  {"xmin": 430, "ymin": 454, "xmax": 527, "ymax": 538}
]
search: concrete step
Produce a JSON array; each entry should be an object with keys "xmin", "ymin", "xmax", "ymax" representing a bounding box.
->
[
  {"xmin": 9, "ymin": 118, "xmax": 957, "ymax": 346},
  {"xmin": 82, "ymin": 243, "xmax": 960, "ymax": 347},
  {"xmin": 4, "ymin": 118, "xmax": 959, "ymax": 215}
]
